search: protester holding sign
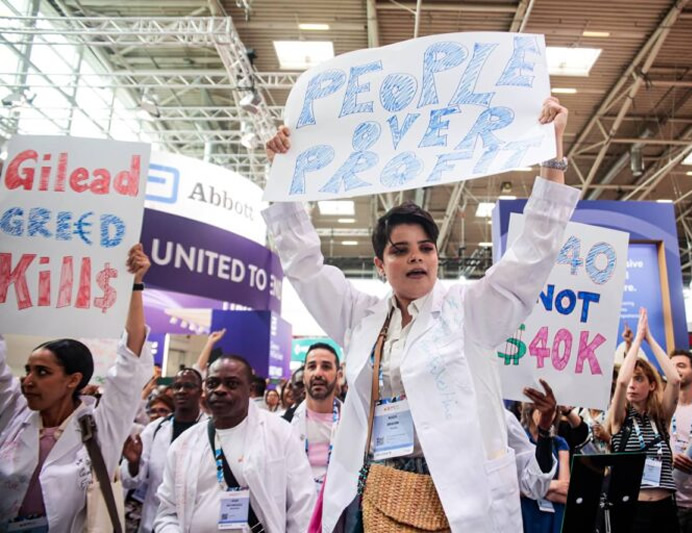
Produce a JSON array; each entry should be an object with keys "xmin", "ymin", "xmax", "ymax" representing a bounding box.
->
[
  {"xmin": 263, "ymin": 96, "xmax": 579, "ymax": 532},
  {"xmin": 0, "ymin": 244, "xmax": 153, "ymax": 532},
  {"xmin": 609, "ymin": 308, "xmax": 681, "ymax": 532}
]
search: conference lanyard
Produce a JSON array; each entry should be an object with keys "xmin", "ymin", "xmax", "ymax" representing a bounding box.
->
[
  {"xmin": 369, "ymin": 327, "xmax": 406, "ymax": 404},
  {"xmin": 214, "ymin": 432, "xmax": 245, "ymax": 492},
  {"xmin": 632, "ymin": 416, "xmax": 663, "ymax": 454},
  {"xmin": 305, "ymin": 399, "xmax": 340, "ymax": 467}
]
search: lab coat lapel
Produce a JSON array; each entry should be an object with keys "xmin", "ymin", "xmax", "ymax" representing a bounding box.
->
[{"xmin": 402, "ymin": 282, "xmax": 446, "ymax": 358}]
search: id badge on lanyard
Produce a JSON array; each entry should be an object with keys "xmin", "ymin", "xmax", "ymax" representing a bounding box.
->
[
  {"xmin": 219, "ymin": 489, "xmax": 251, "ymax": 531},
  {"xmin": 6, "ymin": 517, "xmax": 49, "ymax": 532},
  {"xmin": 372, "ymin": 398, "xmax": 415, "ymax": 460},
  {"xmin": 642, "ymin": 457, "xmax": 663, "ymax": 488}
]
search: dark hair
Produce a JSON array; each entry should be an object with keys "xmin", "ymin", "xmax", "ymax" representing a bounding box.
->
[
  {"xmin": 251, "ymin": 375, "xmax": 267, "ymax": 396},
  {"xmin": 176, "ymin": 367, "xmax": 203, "ymax": 386},
  {"xmin": 149, "ymin": 393, "xmax": 174, "ymax": 412},
  {"xmin": 209, "ymin": 355, "xmax": 254, "ymax": 384},
  {"xmin": 671, "ymin": 349, "xmax": 692, "ymax": 366},
  {"xmin": 34, "ymin": 339, "xmax": 94, "ymax": 400},
  {"xmin": 372, "ymin": 201, "xmax": 439, "ymax": 260},
  {"xmin": 291, "ymin": 365, "xmax": 305, "ymax": 385},
  {"xmin": 305, "ymin": 342, "xmax": 339, "ymax": 367}
]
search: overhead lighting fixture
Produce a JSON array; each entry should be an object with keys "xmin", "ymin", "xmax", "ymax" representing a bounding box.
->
[
  {"xmin": 1, "ymin": 88, "xmax": 36, "ymax": 108},
  {"xmin": 240, "ymin": 121, "xmax": 259, "ymax": 150},
  {"xmin": 479, "ymin": 242, "xmax": 493, "ymax": 248},
  {"xmin": 475, "ymin": 202, "xmax": 495, "ymax": 218},
  {"xmin": 299, "ymin": 23, "xmax": 330, "ymax": 31},
  {"xmin": 686, "ymin": 171, "xmax": 692, "ymax": 176},
  {"xmin": 341, "ymin": 240, "xmax": 358, "ymax": 246},
  {"xmin": 239, "ymin": 90, "xmax": 262, "ymax": 114},
  {"xmin": 337, "ymin": 218, "xmax": 355, "ymax": 223},
  {"xmin": 656, "ymin": 199, "xmax": 673, "ymax": 203},
  {"xmin": 552, "ymin": 88, "xmax": 578, "ymax": 94},
  {"xmin": 498, "ymin": 195, "xmax": 517, "ymax": 200},
  {"xmin": 683, "ymin": 152, "xmax": 692, "ymax": 165},
  {"xmin": 512, "ymin": 167, "xmax": 534, "ymax": 172},
  {"xmin": 630, "ymin": 145, "xmax": 644, "ymax": 177},
  {"xmin": 318, "ymin": 200, "xmax": 355, "ymax": 216},
  {"xmin": 273, "ymin": 40, "xmax": 335, "ymax": 70},
  {"xmin": 546, "ymin": 47, "xmax": 602, "ymax": 76},
  {"xmin": 582, "ymin": 30, "xmax": 611, "ymax": 38}
]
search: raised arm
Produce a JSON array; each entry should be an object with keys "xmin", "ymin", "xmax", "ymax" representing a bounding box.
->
[
  {"xmin": 263, "ymin": 128, "xmax": 379, "ymax": 346},
  {"xmin": 195, "ymin": 328, "xmax": 226, "ymax": 373},
  {"xmin": 126, "ymin": 243, "xmax": 149, "ymax": 356},
  {"xmin": 608, "ymin": 308, "xmax": 647, "ymax": 434},
  {"xmin": 646, "ymin": 315, "xmax": 680, "ymax": 421}
]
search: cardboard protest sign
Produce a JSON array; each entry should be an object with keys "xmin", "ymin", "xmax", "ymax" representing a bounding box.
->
[
  {"xmin": 266, "ymin": 32, "xmax": 555, "ymax": 201},
  {"xmin": 497, "ymin": 215, "xmax": 628, "ymax": 410},
  {"xmin": 0, "ymin": 135, "xmax": 150, "ymax": 338}
]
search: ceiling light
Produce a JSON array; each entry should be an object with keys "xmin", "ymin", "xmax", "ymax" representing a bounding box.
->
[
  {"xmin": 498, "ymin": 195, "xmax": 517, "ymax": 200},
  {"xmin": 139, "ymin": 97, "xmax": 160, "ymax": 118},
  {"xmin": 341, "ymin": 240, "xmax": 358, "ymax": 246},
  {"xmin": 512, "ymin": 167, "xmax": 534, "ymax": 172},
  {"xmin": 656, "ymin": 199, "xmax": 673, "ymax": 203},
  {"xmin": 475, "ymin": 202, "xmax": 495, "ymax": 218},
  {"xmin": 479, "ymin": 242, "xmax": 493, "ymax": 247},
  {"xmin": 1, "ymin": 89, "xmax": 36, "ymax": 108},
  {"xmin": 318, "ymin": 200, "xmax": 355, "ymax": 215},
  {"xmin": 686, "ymin": 171, "xmax": 692, "ymax": 176},
  {"xmin": 299, "ymin": 23, "xmax": 330, "ymax": 31},
  {"xmin": 582, "ymin": 31, "xmax": 611, "ymax": 38},
  {"xmin": 551, "ymin": 88, "xmax": 578, "ymax": 94},
  {"xmin": 546, "ymin": 47, "xmax": 602, "ymax": 76},
  {"xmin": 683, "ymin": 152, "xmax": 692, "ymax": 165},
  {"xmin": 274, "ymin": 40, "xmax": 335, "ymax": 70},
  {"xmin": 338, "ymin": 218, "xmax": 355, "ymax": 223}
]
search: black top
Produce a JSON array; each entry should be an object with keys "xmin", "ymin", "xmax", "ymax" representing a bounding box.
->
[{"xmin": 171, "ymin": 419, "xmax": 197, "ymax": 443}]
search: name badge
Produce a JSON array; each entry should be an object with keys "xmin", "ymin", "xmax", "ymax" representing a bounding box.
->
[
  {"xmin": 537, "ymin": 498, "xmax": 555, "ymax": 513},
  {"xmin": 7, "ymin": 516, "xmax": 49, "ymax": 532},
  {"xmin": 642, "ymin": 457, "xmax": 662, "ymax": 488},
  {"xmin": 131, "ymin": 482, "xmax": 148, "ymax": 504},
  {"xmin": 373, "ymin": 399, "xmax": 415, "ymax": 461},
  {"xmin": 218, "ymin": 489, "xmax": 250, "ymax": 531}
]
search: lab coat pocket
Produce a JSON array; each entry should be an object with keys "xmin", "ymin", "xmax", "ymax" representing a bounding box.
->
[{"xmin": 484, "ymin": 449, "xmax": 523, "ymax": 533}]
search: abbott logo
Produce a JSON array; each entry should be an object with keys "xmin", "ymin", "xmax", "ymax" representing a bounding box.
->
[{"xmin": 146, "ymin": 164, "xmax": 180, "ymax": 204}]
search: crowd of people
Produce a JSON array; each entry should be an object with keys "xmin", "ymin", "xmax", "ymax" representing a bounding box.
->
[{"xmin": 1, "ymin": 97, "xmax": 691, "ymax": 533}]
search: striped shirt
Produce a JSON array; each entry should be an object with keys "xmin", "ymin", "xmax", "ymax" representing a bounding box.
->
[{"xmin": 611, "ymin": 406, "xmax": 676, "ymax": 491}]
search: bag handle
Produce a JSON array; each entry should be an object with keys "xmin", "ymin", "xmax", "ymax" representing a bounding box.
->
[
  {"xmin": 363, "ymin": 308, "xmax": 395, "ymax": 463},
  {"xmin": 79, "ymin": 413, "xmax": 123, "ymax": 533}
]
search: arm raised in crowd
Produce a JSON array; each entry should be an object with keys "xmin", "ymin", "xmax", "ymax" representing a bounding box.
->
[
  {"xmin": 608, "ymin": 308, "xmax": 647, "ymax": 434},
  {"xmin": 195, "ymin": 328, "xmax": 226, "ymax": 375},
  {"xmin": 125, "ymin": 243, "xmax": 149, "ymax": 356},
  {"xmin": 647, "ymin": 319, "xmax": 680, "ymax": 421}
]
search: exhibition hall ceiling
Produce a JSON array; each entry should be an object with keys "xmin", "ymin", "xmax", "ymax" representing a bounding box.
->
[{"xmin": 2, "ymin": 0, "xmax": 692, "ymax": 279}]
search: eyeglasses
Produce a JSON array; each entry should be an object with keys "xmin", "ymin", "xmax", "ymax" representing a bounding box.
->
[{"xmin": 171, "ymin": 382, "xmax": 199, "ymax": 391}]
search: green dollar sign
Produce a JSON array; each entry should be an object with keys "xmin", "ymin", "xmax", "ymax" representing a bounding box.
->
[{"xmin": 497, "ymin": 324, "xmax": 527, "ymax": 365}]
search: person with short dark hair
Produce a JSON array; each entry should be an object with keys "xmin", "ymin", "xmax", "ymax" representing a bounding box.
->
[
  {"xmin": 291, "ymin": 343, "xmax": 342, "ymax": 492},
  {"xmin": 250, "ymin": 374, "xmax": 268, "ymax": 410},
  {"xmin": 670, "ymin": 348, "xmax": 692, "ymax": 531},
  {"xmin": 264, "ymin": 98, "xmax": 579, "ymax": 531},
  {"xmin": 154, "ymin": 355, "xmax": 314, "ymax": 532},
  {"xmin": 0, "ymin": 244, "xmax": 153, "ymax": 531},
  {"xmin": 121, "ymin": 367, "xmax": 205, "ymax": 533},
  {"xmin": 282, "ymin": 366, "xmax": 306, "ymax": 422}
]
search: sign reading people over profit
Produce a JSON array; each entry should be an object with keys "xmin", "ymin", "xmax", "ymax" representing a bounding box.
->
[
  {"xmin": 0, "ymin": 135, "xmax": 150, "ymax": 338},
  {"xmin": 265, "ymin": 32, "xmax": 555, "ymax": 201},
  {"xmin": 498, "ymin": 215, "xmax": 629, "ymax": 410}
]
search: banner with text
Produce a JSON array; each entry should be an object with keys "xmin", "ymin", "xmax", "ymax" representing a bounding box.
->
[
  {"xmin": 140, "ymin": 209, "xmax": 283, "ymax": 313},
  {"xmin": 266, "ymin": 32, "xmax": 555, "ymax": 201},
  {"xmin": 498, "ymin": 215, "xmax": 628, "ymax": 410},
  {"xmin": 0, "ymin": 135, "xmax": 150, "ymax": 338}
]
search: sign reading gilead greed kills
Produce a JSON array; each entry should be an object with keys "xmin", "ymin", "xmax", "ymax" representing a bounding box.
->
[
  {"xmin": 265, "ymin": 32, "xmax": 555, "ymax": 201},
  {"xmin": 498, "ymin": 215, "xmax": 628, "ymax": 410},
  {"xmin": 0, "ymin": 135, "xmax": 150, "ymax": 338}
]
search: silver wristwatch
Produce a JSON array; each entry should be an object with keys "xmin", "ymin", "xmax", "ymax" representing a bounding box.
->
[{"xmin": 540, "ymin": 156, "xmax": 569, "ymax": 171}]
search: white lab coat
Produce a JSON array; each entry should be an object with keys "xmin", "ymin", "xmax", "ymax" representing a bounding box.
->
[
  {"xmin": 153, "ymin": 401, "xmax": 315, "ymax": 533},
  {"xmin": 505, "ymin": 410, "xmax": 556, "ymax": 500},
  {"xmin": 263, "ymin": 176, "xmax": 579, "ymax": 533},
  {"xmin": 0, "ymin": 331, "xmax": 153, "ymax": 531},
  {"xmin": 120, "ymin": 412, "xmax": 206, "ymax": 533}
]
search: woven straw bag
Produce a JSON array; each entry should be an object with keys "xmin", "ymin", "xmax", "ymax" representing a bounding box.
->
[{"xmin": 362, "ymin": 463, "xmax": 450, "ymax": 532}]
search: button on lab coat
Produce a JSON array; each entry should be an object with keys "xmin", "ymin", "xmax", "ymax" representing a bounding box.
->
[
  {"xmin": 0, "ymin": 331, "xmax": 153, "ymax": 531},
  {"xmin": 263, "ymin": 177, "xmax": 579, "ymax": 532}
]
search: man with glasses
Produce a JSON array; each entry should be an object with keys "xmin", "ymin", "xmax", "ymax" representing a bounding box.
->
[
  {"xmin": 154, "ymin": 355, "xmax": 314, "ymax": 532},
  {"xmin": 121, "ymin": 368, "xmax": 205, "ymax": 533},
  {"xmin": 282, "ymin": 366, "xmax": 306, "ymax": 422}
]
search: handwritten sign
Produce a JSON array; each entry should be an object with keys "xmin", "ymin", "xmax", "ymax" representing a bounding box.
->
[
  {"xmin": 265, "ymin": 32, "xmax": 555, "ymax": 201},
  {"xmin": 498, "ymin": 215, "xmax": 628, "ymax": 410},
  {"xmin": 0, "ymin": 135, "xmax": 150, "ymax": 338}
]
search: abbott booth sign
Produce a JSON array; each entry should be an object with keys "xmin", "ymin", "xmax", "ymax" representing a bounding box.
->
[{"xmin": 144, "ymin": 151, "xmax": 266, "ymax": 244}]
